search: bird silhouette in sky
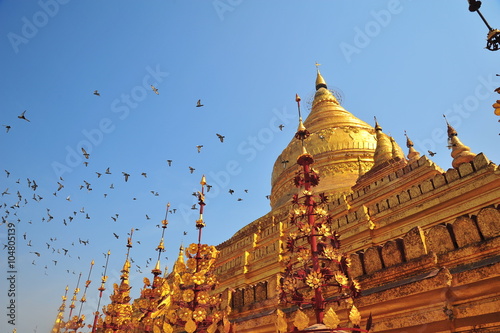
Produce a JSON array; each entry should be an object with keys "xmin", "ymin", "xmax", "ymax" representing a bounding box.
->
[
  {"xmin": 141, "ymin": 172, "xmax": 147, "ymax": 178},
  {"xmin": 2, "ymin": 125, "xmax": 11, "ymax": 132},
  {"xmin": 81, "ymin": 148, "xmax": 90, "ymax": 159},
  {"xmin": 105, "ymin": 167, "xmax": 111, "ymax": 174},
  {"xmin": 189, "ymin": 166, "xmax": 195, "ymax": 174},
  {"xmin": 279, "ymin": 124, "xmax": 284, "ymax": 131},
  {"xmin": 93, "ymin": 90, "xmax": 100, "ymax": 96},
  {"xmin": 427, "ymin": 150, "xmax": 437, "ymax": 157},
  {"xmin": 151, "ymin": 85, "xmax": 159, "ymax": 95},
  {"xmin": 167, "ymin": 160, "xmax": 172, "ymax": 166},
  {"xmin": 228, "ymin": 189, "xmax": 234, "ymax": 195},
  {"xmin": 196, "ymin": 99, "xmax": 203, "ymax": 107},
  {"xmin": 216, "ymin": 133, "xmax": 225, "ymax": 142},
  {"xmin": 18, "ymin": 110, "xmax": 30, "ymax": 122},
  {"xmin": 122, "ymin": 172, "xmax": 130, "ymax": 182},
  {"xmin": 196, "ymin": 145, "xmax": 203, "ymax": 153},
  {"xmin": 5, "ymin": 170, "xmax": 10, "ymax": 177}
]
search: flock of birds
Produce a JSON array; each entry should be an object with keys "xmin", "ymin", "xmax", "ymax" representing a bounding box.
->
[{"xmin": 1, "ymin": 88, "xmax": 287, "ymax": 282}]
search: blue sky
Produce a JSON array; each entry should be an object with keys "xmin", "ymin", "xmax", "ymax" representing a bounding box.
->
[{"xmin": 1, "ymin": 1, "xmax": 499, "ymax": 332}]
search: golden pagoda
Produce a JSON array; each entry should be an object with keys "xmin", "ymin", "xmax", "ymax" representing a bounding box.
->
[
  {"xmin": 51, "ymin": 68, "xmax": 500, "ymax": 333},
  {"xmin": 212, "ymin": 69, "xmax": 500, "ymax": 332}
]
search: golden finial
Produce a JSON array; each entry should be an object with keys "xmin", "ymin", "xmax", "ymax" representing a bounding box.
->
[
  {"xmin": 404, "ymin": 131, "xmax": 421, "ymax": 163},
  {"xmin": 374, "ymin": 116, "xmax": 382, "ymax": 131},
  {"xmin": 390, "ymin": 136, "xmax": 405, "ymax": 160},
  {"xmin": 295, "ymin": 93, "xmax": 310, "ymax": 143},
  {"xmin": 443, "ymin": 115, "xmax": 476, "ymax": 168},
  {"xmin": 315, "ymin": 64, "xmax": 328, "ymax": 90},
  {"xmin": 371, "ymin": 117, "xmax": 393, "ymax": 167}
]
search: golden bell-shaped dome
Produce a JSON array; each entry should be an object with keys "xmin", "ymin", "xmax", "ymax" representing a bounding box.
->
[{"xmin": 270, "ymin": 71, "xmax": 377, "ymax": 209}]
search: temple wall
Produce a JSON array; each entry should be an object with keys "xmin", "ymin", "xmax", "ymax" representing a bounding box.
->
[{"xmin": 214, "ymin": 153, "xmax": 500, "ymax": 332}]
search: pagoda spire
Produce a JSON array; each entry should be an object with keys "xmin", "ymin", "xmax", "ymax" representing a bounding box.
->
[
  {"xmin": 277, "ymin": 94, "xmax": 369, "ymax": 332},
  {"xmin": 100, "ymin": 229, "xmax": 135, "ymax": 332},
  {"xmin": 444, "ymin": 115, "xmax": 476, "ymax": 168},
  {"xmin": 391, "ymin": 136, "xmax": 405, "ymax": 160},
  {"xmin": 91, "ymin": 250, "xmax": 110, "ymax": 333},
  {"xmin": 315, "ymin": 62, "xmax": 328, "ymax": 90},
  {"xmin": 66, "ymin": 260, "xmax": 94, "ymax": 332},
  {"xmin": 372, "ymin": 117, "xmax": 393, "ymax": 167},
  {"xmin": 51, "ymin": 285, "xmax": 69, "ymax": 333},
  {"xmin": 133, "ymin": 204, "xmax": 172, "ymax": 332},
  {"xmin": 161, "ymin": 175, "xmax": 232, "ymax": 333},
  {"xmin": 404, "ymin": 131, "xmax": 421, "ymax": 163},
  {"xmin": 65, "ymin": 272, "xmax": 82, "ymax": 332}
]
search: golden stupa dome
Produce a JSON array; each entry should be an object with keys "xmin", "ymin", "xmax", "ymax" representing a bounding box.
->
[{"xmin": 270, "ymin": 71, "xmax": 377, "ymax": 209}]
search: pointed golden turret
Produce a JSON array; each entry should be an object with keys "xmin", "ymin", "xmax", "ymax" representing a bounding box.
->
[
  {"xmin": 91, "ymin": 251, "xmax": 110, "ymax": 333},
  {"xmin": 372, "ymin": 118, "xmax": 393, "ymax": 167},
  {"xmin": 51, "ymin": 286, "xmax": 69, "ymax": 333},
  {"xmin": 391, "ymin": 136, "xmax": 405, "ymax": 160},
  {"xmin": 405, "ymin": 131, "xmax": 421, "ymax": 163},
  {"xmin": 444, "ymin": 116, "xmax": 476, "ymax": 168},
  {"xmin": 100, "ymin": 230, "xmax": 134, "ymax": 332}
]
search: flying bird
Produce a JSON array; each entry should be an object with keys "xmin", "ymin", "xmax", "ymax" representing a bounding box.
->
[
  {"xmin": 196, "ymin": 99, "xmax": 203, "ymax": 107},
  {"xmin": 279, "ymin": 124, "xmax": 285, "ymax": 131},
  {"xmin": 151, "ymin": 85, "xmax": 159, "ymax": 95},
  {"xmin": 141, "ymin": 172, "xmax": 147, "ymax": 178},
  {"xmin": 4, "ymin": 170, "xmax": 10, "ymax": 177},
  {"xmin": 122, "ymin": 172, "xmax": 130, "ymax": 182},
  {"xmin": 228, "ymin": 189, "xmax": 234, "ymax": 195},
  {"xmin": 196, "ymin": 145, "xmax": 203, "ymax": 153},
  {"xmin": 216, "ymin": 133, "xmax": 225, "ymax": 142},
  {"xmin": 18, "ymin": 110, "xmax": 30, "ymax": 122},
  {"xmin": 427, "ymin": 150, "xmax": 437, "ymax": 157},
  {"xmin": 167, "ymin": 160, "xmax": 172, "ymax": 166},
  {"xmin": 2, "ymin": 125, "xmax": 11, "ymax": 133},
  {"xmin": 105, "ymin": 167, "xmax": 111, "ymax": 174},
  {"xmin": 188, "ymin": 166, "xmax": 195, "ymax": 174},
  {"xmin": 93, "ymin": 90, "xmax": 100, "ymax": 96},
  {"xmin": 81, "ymin": 148, "xmax": 90, "ymax": 159}
]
